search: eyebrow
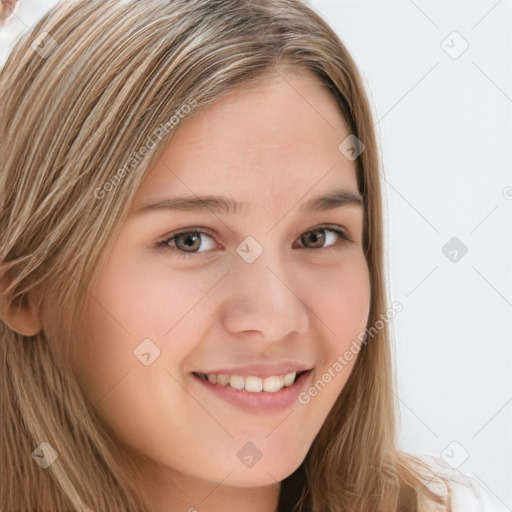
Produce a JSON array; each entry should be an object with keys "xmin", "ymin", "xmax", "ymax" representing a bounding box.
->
[{"xmin": 131, "ymin": 188, "xmax": 363, "ymax": 216}]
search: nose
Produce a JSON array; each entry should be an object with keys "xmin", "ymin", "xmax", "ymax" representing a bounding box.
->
[{"xmin": 218, "ymin": 247, "xmax": 310, "ymax": 342}]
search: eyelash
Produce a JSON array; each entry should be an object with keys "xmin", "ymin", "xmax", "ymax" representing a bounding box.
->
[{"xmin": 155, "ymin": 225, "xmax": 353, "ymax": 260}]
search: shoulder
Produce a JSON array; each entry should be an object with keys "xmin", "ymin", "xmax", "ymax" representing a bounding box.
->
[{"xmin": 418, "ymin": 454, "xmax": 495, "ymax": 512}]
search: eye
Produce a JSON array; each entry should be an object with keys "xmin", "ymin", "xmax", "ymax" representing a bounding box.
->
[
  {"xmin": 156, "ymin": 229, "xmax": 218, "ymax": 257},
  {"xmin": 297, "ymin": 226, "xmax": 352, "ymax": 249}
]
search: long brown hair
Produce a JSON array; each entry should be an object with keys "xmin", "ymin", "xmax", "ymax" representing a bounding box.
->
[{"xmin": 0, "ymin": 1, "xmax": 451, "ymax": 510}]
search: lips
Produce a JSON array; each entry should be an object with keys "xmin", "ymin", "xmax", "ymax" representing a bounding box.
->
[{"xmin": 192, "ymin": 368, "xmax": 313, "ymax": 411}]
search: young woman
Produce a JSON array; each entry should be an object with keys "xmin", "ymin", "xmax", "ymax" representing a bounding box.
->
[{"xmin": 0, "ymin": 0, "xmax": 487, "ymax": 510}]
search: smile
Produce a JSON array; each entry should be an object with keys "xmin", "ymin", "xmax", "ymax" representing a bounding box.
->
[
  {"xmin": 192, "ymin": 369, "xmax": 314, "ymax": 412},
  {"xmin": 194, "ymin": 371, "xmax": 306, "ymax": 393}
]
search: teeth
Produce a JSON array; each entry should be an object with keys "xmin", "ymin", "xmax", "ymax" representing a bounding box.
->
[
  {"xmin": 229, "ymin": 375, "xmax": 244, "ymax": 390},
  {"xmin": 262, "ymin": 375, "xmax": 284, "ymax": 392},
  {"xmin": 245, "ymin": 376, "xmax": 263, "ymax": 392},
  {"xmin": 283, "ymin": 372, "xmax": 296, "ymax": 387},
  {"xmin": 198, "ymin": 371, "xmax": 299, "ymax": 393},
  {"xmin": 216, "ymin": 374, "xmax": 230, "ymax": 386}
]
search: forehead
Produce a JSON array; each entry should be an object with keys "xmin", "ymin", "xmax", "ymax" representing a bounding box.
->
[{"xmin": 132, "ymin": 69, "xmax": 359, "ymax": 212}]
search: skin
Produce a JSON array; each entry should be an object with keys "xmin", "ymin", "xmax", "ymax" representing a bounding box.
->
[{"xmin": 5, "ymin": 69, "xmax": 371, "ymax": 512}]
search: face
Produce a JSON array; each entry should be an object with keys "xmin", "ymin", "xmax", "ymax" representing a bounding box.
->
[{"xmin": 74, "ymin": 70, "xmax": 371, "ymax": 505}]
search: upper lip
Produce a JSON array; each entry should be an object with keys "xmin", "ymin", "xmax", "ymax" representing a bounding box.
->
[{"xmin": 193, "ymin": 362, "xmax": 313, "ymax": 378}]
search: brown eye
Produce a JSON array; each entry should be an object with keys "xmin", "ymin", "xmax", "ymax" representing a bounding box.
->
[
  {"xmin": 157, "ymin": 230, "xmax": 217, "ymax": 255},
  {"xmin": 298, "ymin": 227, "xmax": 351, "ymax": 249},
  {"xmin": 301, "ymin": 229, "xmax": 326, "ymax": 249},
  {"xmin": 174, "ymin": 232, "xmax": 202, "ymax": 252}
]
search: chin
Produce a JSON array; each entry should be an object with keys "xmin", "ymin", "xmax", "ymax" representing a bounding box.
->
[{"xmin": 223, "ymin": 456, "xmax": 304, "ymax": 488}]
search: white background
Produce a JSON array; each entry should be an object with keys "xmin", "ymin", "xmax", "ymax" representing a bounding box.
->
[{"xmin": 1, "ymin": 0, "xmax": 511, "ymax": 509}]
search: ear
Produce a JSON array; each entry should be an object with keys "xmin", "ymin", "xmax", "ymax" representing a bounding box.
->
[{"xmin": 0, "ymin": 280, "xmax": 43, "ymax": 337}]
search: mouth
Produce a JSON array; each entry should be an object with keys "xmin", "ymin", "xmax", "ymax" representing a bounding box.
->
[
  {"xmin": 193, "ymin": 370, "xmax": 309, "ymax": 393},
  {"xmin": 191, "ymin": 369, "xmax": 313, "ymax": 412}
]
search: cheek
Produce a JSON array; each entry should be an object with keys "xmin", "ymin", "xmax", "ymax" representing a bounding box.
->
[
  {"xmin": 86, "ymin": 250, "xmax": 221, "ymax": 341},
  {"xmin": 310, "ymin": 254, "xmax": 371, "ymax": 345},
  {"xmin": 308, "ymin": 253, "xmax": 370, "ymax": 381},
  {"xmin": 73, "ymin": 253, "xmax": 222, "ymax": 394}
]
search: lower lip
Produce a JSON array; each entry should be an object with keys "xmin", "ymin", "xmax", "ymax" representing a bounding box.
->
[{"xmin": 192, "ymin": 370, "xmax": 313, "ymax": 413}]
